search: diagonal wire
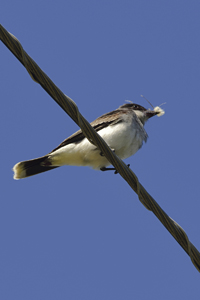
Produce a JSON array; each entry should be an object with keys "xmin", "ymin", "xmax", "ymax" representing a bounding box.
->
[{"xmin": 1, "ymin": 24, "xmax": 200, "ymax": 272}]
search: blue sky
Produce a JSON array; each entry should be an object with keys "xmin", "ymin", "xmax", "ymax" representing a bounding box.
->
[{"xmin": 1, "ymin": 1, "xmax": 200, "ymax": 299}]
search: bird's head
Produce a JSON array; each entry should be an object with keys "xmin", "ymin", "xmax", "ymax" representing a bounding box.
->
[{"xmin": 120, "ymin": 103, "xmax": 164, "ymax": 125}]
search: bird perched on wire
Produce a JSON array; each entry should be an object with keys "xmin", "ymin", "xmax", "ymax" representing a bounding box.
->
[{"xmin": 13, "ymin": 102, "xmax": 164, "ymax": 179}]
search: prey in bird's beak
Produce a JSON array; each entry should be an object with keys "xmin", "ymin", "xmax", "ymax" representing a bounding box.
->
[
  {"xmin": 145, "ymin": 106, "xmax": 165, "ymax": 118},
  {"xmin": 140, "ymin": 95, "xmax": 165, "ymax": 118}
]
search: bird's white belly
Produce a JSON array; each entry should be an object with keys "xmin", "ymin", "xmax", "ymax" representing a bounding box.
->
[
  {"xmin": 99, "ymin": 122, "xmax": 144, "ymax": 160},
  {"xmin": 49, "ymin": 122, "xmax": 144, "ymax": 170}
]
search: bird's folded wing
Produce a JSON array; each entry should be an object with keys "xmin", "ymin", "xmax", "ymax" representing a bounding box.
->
[{"xmin": 50, "ymin": 110, "xmax": 124, "ymax": 153}]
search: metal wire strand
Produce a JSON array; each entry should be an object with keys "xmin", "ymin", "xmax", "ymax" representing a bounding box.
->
[{"xmin": 1, "ymin": 24, "xmax": 200, "ymax": 272}]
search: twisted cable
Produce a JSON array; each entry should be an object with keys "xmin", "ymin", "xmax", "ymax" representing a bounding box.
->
[{"xmin": 1, "ymin": 24, "xmax": 199, "ymax": 272}]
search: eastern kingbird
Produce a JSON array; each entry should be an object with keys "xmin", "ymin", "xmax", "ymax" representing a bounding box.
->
[{"xmin": 13, "ymin": 103, "xmax": 164, "ymax": 179}]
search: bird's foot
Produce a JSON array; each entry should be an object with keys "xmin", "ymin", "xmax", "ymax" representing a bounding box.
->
[{"xmin": 100, "ymin": 164, "xmax": 130, "ymax": 174}]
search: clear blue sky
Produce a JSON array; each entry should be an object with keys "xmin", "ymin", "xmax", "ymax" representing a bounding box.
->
[{"xmin": 1, "ymin": 1, "xmax": 200, "ymax": 299}]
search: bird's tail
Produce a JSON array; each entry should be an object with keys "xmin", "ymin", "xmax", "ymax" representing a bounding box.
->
[{"xmin": 13, "ymin": 156, "xmax": 58, "ymax": 179}]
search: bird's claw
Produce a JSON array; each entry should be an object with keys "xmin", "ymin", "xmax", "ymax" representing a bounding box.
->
[{"xmin": 100, "ymin": 164, "xmax": 130, "ymax": 174}]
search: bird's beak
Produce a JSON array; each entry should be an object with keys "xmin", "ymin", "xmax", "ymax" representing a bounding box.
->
[{"xmin": 145, "ymin": 109, "xmax": 158, "ymax": 119}]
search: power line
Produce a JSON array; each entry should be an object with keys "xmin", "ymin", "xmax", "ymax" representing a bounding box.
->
[{"xmin": 1, "ymin": 24, "xmax": 199, "ymax": 272}]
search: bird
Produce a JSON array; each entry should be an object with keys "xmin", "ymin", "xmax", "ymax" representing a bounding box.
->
[{"xmin": 13, "ymin": 103, "xmax": 164, "ymax": 179}]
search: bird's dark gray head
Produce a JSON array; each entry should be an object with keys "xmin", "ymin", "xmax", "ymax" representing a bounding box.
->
[{"xmin": 119, "ymin": 103, "xmax": 158, "ymax": 124}]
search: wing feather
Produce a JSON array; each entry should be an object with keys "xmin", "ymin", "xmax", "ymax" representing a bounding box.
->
[{"xmin": 50, "ymin": 110, "xmax": 124, "ymax": 153}]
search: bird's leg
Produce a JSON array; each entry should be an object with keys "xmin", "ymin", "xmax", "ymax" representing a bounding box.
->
[
  {"xmin": 100, "ymin": 148, "xmax": 115, "ymax": 156},
  {"xmin": 100, "ymin": 167, "xmax": 116, "ymax": 172},
  {"xmin": 100, "ymin": 164, "xmax": 130, "ymax": 174}
]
